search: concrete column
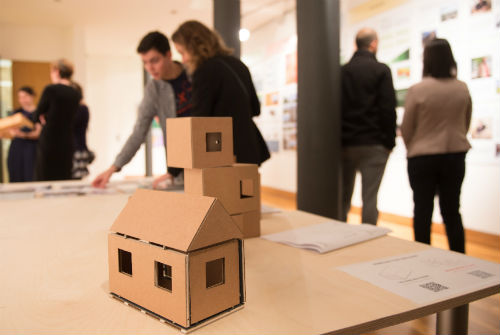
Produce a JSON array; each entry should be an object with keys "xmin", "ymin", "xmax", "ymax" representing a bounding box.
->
[
  {"xmin": 213, "ymin": 0, "xmax": 241, "ymax": 58},
  {"xmin": 296, "ymin": 0, "xmax": 342, "ymax": 219}
]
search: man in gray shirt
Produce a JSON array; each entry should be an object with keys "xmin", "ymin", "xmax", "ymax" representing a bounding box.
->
[{"xmin": 92, "ymin": 31, "xmax": 192, "ymax": 188}]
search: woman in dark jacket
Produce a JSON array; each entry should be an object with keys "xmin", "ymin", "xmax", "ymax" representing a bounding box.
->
[
  {"xmin": 172, "ymin": 20, "xmax": 270, "ymax": 166},
  {"xmin": 5, "ymin": 86, "xmax": 41, "ymax": 182}
]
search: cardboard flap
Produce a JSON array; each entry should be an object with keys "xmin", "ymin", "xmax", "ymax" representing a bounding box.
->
[
  {"xmin": 0, "ymin": 113, "xmax": 34, "ymax": 130},
  {"xmin": 111, "ymin": 189, "xmax": 219, "ymax": 251},
  {"xmin": 188, "ymin": 200, "xmax": 243, "ymax": 251},
  {"xmin": 166, "ymin": 117, "xmax": 193, "ymax": 168}
]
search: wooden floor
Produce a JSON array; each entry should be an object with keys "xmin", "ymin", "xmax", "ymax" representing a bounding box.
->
[{"xmin": 261, "ymin": 190, "xmax": 500, "ymax": 335}]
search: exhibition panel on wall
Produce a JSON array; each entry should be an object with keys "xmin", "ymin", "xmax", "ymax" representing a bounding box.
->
[
  {"xmin": 244, "ymin": 12, "xmax": 298, "ymax": 193},
  {"xmin": 246, "ymin": 0, "xmax": 500, "ymax": 234},
  {"xmin": 340, "ymin": 0, "xmax": 500, "ymax": 235}
]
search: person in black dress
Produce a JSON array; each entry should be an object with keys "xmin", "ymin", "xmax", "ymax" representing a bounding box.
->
[
  {"xmin": 71, "ymin": 82, "xmax": 94, "ymax": 179},
  {"xmin": 33, "ymin": 59, "xmax": 81, "ymax": 181},
  {"xmin": 172, "ymin": 20, "xmax": 270, "ymax": 166},
  {"xmin": 4, "ymin": 87, "xmax": 41, "ymax": 182}
]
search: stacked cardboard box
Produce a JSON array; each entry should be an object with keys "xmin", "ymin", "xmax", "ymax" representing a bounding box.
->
[{"xmin": 167, "ymin": 117, "xmax": 261, "ymax": 238}]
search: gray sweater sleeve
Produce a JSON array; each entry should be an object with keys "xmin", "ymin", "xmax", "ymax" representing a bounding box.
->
[{"xmin": 112, "ymin": 80, "xmax": 158, "ymax": 169}]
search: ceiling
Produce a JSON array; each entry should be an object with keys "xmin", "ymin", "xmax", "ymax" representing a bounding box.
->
[
  {"xmin": 242, "ymin": 0, "xmax": 295, "ymax": 31},
  {"xmin": 0, "ymin": 0, "xmax": 296, "ymax": 33}
]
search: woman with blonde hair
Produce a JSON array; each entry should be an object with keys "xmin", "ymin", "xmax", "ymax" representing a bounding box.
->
[
  {"xmin": 172, "ymin": 20, "xmax": 270, "ymax": 166},
  {"xmin": 33, "ymin": 59, "xmax": 81, "ymax": 181}
]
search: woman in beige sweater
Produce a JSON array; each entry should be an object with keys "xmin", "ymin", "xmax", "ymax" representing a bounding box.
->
[{"xmin": 401, "ymin": 38, "xmax": 472, "ymax": 253}]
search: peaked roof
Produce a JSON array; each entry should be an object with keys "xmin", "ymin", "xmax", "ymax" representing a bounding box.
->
[{"xmin": 110, "ymin": 189, "xmax": 242, "ymax": 252}]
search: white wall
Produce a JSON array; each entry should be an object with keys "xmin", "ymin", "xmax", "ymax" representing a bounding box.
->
[
  {"xmin": 341, "ymin": 0, "xmax": 500, "ymax": 235},
  {"xmin": 243, "ymin": 1, "xmax": 500, "ymax": 235},
  {"xmin": 0, "ymin": 6, "xmax": 213, "ymax": 181},
  {"xmin": 85, "ymin": 54, "xmax": 145, "ymax": 178},
  {"xmin": 243, "ymin": 11, "xmax": 298, "ymax": 193},
  {"xmin": 0, "ymin": 22, "xmax": 72, "ymax": 61},
  {"xmin": 0, "ymin": 22, "xmax": 146, "ymax": 178},
  {"xmin": 2, "ymin": 2, "xmax": 498, "ymax": 235}
]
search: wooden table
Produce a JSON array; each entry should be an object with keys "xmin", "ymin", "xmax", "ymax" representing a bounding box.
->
[{"xmin": 0, "ymin": 192, "xmax": 498, "ymax": 334}]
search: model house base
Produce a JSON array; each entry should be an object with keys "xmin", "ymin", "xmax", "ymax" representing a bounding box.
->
[{"xmin": 110, "ymin": 288, "xmax": 244, "ymax": 333}]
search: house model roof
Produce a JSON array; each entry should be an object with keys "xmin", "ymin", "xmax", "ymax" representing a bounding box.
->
[{"xmin": 111, "ymin": 189, "xmax": 243, "ymax": 252}]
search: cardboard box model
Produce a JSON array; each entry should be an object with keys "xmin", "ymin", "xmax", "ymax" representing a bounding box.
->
[
  {"xmin": 231, "ymin": 209, "xmax": 261, "ymax": 239},
  {"xmin": 108, "ymin": 189, "xmax": 245, "ymax": 331},
  {"xmin": 184, "ymin": 164, "xmax": 260, "ymax": 215},
  {"xmin": 0, "ymin": 113, "xmax": 34, "ymax": 138},
  {"xmin": 166, "ymin": 117, "xmax": 234, "ymax": 169},
  {"xmin": 165, "ymin": 117, "xmax": 262, "ymax": 238},
  {"xmin": 185, "ymin": 164, "xmax": 261, "ymax": 238}
]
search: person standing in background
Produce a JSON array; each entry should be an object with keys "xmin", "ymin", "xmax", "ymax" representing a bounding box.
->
[
  {"xmin": 340, "ymin": 28, "xmax": 397, "ymax": 225},
  {"xmin": 3, "ymin": 87, "xmax": 41, "ymax": 182},
  {"xmin": 92, "ymin": 31, "xmax": 192, "ymax": 189},
  {"xmin": 33, "ymin": 59, "xmax": 81, "ymax": 181},
  {"xmin": 172, "ymin": 20, "xmax": 270, "ymax": 166},
  {"xmin": 71, "ymin": 82, "xmax": 95, "ymax": 179},
  {"xmin": 401, "ymin": 38, "xmax": 471, "ymax": 253}
]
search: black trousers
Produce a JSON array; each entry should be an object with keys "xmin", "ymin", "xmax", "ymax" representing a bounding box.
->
[{"xmin": 407, "ymin": 152, "xmax": 466, "ymax": 253}]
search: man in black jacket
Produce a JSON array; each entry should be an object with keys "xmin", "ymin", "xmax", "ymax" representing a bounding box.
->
[{"xmin": 340, "ymin": 28, "xmax": 396, "ymax": 225}]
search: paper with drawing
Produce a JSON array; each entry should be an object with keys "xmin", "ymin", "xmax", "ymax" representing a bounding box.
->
[{"xmin": 338, "ymin": 248, "xmax": 500, "ymax": 304}]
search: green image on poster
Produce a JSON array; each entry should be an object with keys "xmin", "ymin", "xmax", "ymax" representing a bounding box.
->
[{"xmin": 391, "ymin": 49, "xmax": 410, "ymax": 64}]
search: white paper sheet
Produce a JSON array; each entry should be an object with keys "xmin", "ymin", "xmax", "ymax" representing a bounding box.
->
[
  {"xmin": 37, "ymin": 186, "xmax": 118, "ymax": 197},
  {"xmin": 0, "ymin": 185, "xmax": 51, "ymax": 200},
  {"xmin": 261, "ymin": 220, "xmax": 391, "ymax": 253},
  {"xmin": 0, "ymin": 178, "xmax": 183, "ymax": 199},
  {"xmin": 338, "ymin": 248, "xmax": 500, "ymax": 304},
  {"xmin": 261, "ymin": 204, "xmax": 282, "ymax": 214}
]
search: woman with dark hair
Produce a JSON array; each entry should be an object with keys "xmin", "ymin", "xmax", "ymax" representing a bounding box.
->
[
  {"xmin": 401, "ymin": 38, "xmax": 472, "ymax": 253},
  {"xmin": 71, "ymin": 82, "xmax": 94, "ymax": 179},
  {"xmin": 33, "ymin": 59, "xmax": 81, "ymax": 181},
  {"xmin": 172, "ymin": 20, "xmax": 270, "ymax": 166},
  {"xmin": 4, "ymin": 87, "xmax": 41, "ymax": 182}
]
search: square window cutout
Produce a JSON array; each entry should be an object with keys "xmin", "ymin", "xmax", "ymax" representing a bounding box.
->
[
  {"xmin": 240, "ymin": 179, "xmax": 254, "ymax": 198},
  {"xmin": 206, "ymin": 132, "xmax": 222, "ymax": 152},
  {"xmin": 206, "ymin": 258, "xmax": 225, "ymax": 288},
  {"xmin": 118, "ymin": 249, "xmax": 132, "ymax": 276},
  {"xmin": 155, "ymin": 261, "xmax": 172, "ymax": 292}
]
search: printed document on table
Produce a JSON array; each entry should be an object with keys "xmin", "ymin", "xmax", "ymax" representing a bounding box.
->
[
  {"xmin": 338, "ymin": 248, "xmax": 500, "ymax": 304},
  {"xmin": 261, "ymin": 220, "xmax": 391, "ymax": 253}
]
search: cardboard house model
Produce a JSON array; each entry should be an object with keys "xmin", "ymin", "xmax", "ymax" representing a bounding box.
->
[
  {"xmin": 0, "ymin": 113, "xmax": 34, "ymax": 138},
  {"xmin": 108, "ymin": 189, "xmax": 245, "ymax": 331},
  {"xmin": 167, "ymin": 117, "xmax": 261, "ymax": 238}
]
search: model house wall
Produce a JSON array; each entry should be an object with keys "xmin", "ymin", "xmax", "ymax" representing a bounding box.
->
[
  {"xmin": 108, "ymin": 234, "xmax": 188, "ymax": 325},
  {"xmin": 188, "ymin": 240, "xmax": 241, "ymax": 324}
]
